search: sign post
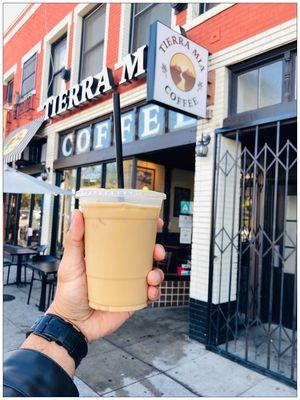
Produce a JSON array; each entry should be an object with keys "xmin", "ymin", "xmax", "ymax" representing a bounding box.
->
[{"xmin": 112, "ymin": 93, "xmax": 124, "ymax": 188}]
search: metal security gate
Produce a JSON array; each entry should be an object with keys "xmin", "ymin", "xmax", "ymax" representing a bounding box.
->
[{"xmin": 207, "ymin": 118, "xmax": 297, "ymax": 387}]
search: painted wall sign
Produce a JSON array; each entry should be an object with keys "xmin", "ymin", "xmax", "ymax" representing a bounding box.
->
[
  {"xmin": 44, "ymin": 46, "xmax": 147, "ymax": 120},
  {"xmin": 147, "ymin": 22, "xmax": 208, "ymax": 118}
]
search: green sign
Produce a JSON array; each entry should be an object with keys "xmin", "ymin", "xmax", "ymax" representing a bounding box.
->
[{"xmin": 180, "ymin": 201, "xmax": 191, "ymax": 215}]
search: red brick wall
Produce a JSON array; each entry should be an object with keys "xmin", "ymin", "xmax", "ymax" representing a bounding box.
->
[
  {"xmin": 187, "ymin": 3, "xmax": 297, "ymax": 53},
  {"xmin": 3, "ymin": 3, "xmax": 296, "ymax": 136}
]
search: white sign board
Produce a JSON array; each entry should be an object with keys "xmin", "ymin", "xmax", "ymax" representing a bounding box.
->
[
  {"xmin": 147, "ymin": 22, "xmax": 208, "ymax": 118},
  {"xmin": 180, "ymin": 228, "xmax": 192, "ymax": 244},
  {"xmin": 179, "ymin": 215, "xmax": 192, "ymax": 228}
]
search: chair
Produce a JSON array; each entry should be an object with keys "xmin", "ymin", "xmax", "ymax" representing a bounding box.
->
[
  {"xmin": 26, "ymin": 255, "xmax": 58, "ymax": 307},
  {"xmin": 30, "ymin": 244, "xmax": 47, "ymax": 255},
  {"xmin": 3, "ymin": 259, "xmax": 13, "ymax": 285},
  {"xmin": 3, "ymin": 253, "xmax": 17, "ymax": 285},
  {"xmin": 23, "ymin": 245, "xmax": 48, "ymax": 283}
]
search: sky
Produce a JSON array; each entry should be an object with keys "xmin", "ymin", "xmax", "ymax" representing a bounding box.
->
[{"xmin": 3, "ymin": 3, "xmax": 29, "ymax": 32}]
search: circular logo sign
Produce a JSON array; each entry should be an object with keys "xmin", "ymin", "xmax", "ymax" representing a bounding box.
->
[
  {"xmin": 4, "ymin": 128, "xmax": 28, "ymax": 155},
  {"xmin": 170, "ymin": 53, "xmax": 196, "ymax": 92}
]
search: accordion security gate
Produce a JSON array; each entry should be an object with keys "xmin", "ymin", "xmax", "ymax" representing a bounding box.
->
[{"xmin": 207, "ymin": 118, "xmax": 297, "ymax": 387}]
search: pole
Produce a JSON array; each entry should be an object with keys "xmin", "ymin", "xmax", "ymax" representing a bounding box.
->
[{"xmin": 113, "ymin": 92, "xmax": 124, "ymax": 189}]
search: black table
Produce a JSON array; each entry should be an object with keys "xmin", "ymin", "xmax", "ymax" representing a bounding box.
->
[
  {"xmin": 26, "ymin": 259, "xmax": 60, "ymax": 311},
  {"xmin": 3, "ymin": 244, "xmax": 38, "ymax": 286}
]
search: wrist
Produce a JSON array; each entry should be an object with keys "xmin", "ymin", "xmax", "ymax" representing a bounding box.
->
[
  {"xmin": 21, "ymin": 333, "xmax": 75, "ymax": 378},
  {"xmin": 46, "ymin": 304, "xmax": 92, "ymax": 342}
]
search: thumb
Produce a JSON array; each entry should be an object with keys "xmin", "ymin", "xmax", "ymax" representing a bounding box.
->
[{"xmin": 61, "ymin": 209, "xmax": 85, "ymax": 270}]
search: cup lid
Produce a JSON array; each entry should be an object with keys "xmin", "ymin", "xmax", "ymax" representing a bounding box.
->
[{"xmin": 75, "ymin": 188, "xmax": 166, "ymax": 201}]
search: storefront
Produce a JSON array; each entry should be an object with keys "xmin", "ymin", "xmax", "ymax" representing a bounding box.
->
[
  {"xmin": 50, "ymin": 102, "xmax": 198, "ymax": 307},
  {"xmin": 4, "ymin": 117, "xmax": 47, "ymax": 248}
]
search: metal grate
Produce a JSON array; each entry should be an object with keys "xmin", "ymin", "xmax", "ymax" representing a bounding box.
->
[{"xmin": 207, "ymin": 119, "xmax": 297, "ymax": 387}]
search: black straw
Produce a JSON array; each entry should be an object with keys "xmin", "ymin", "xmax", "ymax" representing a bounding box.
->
[{"xmin": 113, "ymin": 92, "xmax": 124, "ymax": 189}]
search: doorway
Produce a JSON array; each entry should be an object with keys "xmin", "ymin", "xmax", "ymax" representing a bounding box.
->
[{"xmin": 208, "ymin": 119, "xmax": 297, "ymax": 387}]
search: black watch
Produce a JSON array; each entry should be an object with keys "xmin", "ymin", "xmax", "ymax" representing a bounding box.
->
[{"xmin": 26, "ymin": 314, "xmax": 88, "ymax": 368}]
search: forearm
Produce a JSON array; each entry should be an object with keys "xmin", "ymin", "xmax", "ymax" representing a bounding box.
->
[{"xmin": 21, "ymin": 333, "xmax": 75, "ymax": 378}]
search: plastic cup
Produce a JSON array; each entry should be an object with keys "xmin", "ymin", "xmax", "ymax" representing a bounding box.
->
[{"xmin": 75, "ymin": 188, "xmax": 166, "ymax": 312}]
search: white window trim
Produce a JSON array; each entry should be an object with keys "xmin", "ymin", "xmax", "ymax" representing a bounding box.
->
[
  {"xmin": 117, "ymin": 3, "xmax": 132, "ymax": 64},
  {"xmin": 71, "ymin": 3, "xmax": 108, "ymax": 86},
  {"xmin": 184, "ymin": 3, "xmax": 236, "ymax": 32},
  {"xmin": 4, "ymin": 4, "xmax": 41, "ymax": 45},
  {"xmin": 39, "ymin": 12, "xmax": 72, "ymax": 109},
  {"xmin": 4, "ymin": 64, "xmax": 17, "ymax": 83},
  {"xmin": 20, "ymin": 41, "xmax": 41, "ymax": 100}
]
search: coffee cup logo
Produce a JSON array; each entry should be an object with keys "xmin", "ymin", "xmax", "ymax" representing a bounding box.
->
[{"xmin": 170, "ymin": 53, "xmax": 196, "ymax": 92}]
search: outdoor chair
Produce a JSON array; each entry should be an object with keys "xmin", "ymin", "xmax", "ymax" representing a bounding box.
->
[
  {"xmin": 26, "ymin": 255, "xmax": 58, "ymax": 308},
  {"xmin": 3, "ymin": 258, "xmax": 13, "ymax": 285},
  {"xmin": 23, "ymin": 245, "xmax": 48, "ymax": 284}
]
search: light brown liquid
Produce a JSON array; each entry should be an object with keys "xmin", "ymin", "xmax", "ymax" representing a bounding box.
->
[{"xmin": 81, "ymin": 202, "xmax": 161, "ymax": 312}]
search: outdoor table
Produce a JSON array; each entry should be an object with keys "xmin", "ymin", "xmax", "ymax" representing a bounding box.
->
[
  {"xmin": 26, "ymin": 259, "xmax": 60, "ymax": 312},
  {"xmin": 3, "ymin": 244, "xmax": 38, "ymax": 286}
]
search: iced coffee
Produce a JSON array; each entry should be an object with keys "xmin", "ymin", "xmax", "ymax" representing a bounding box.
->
[{"xmin": 75, "ymin": 189, "xmax": 166, "ymax": 312}]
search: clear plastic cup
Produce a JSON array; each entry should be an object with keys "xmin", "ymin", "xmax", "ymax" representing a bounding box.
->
[{"xmin": 75, "ymin": 188, "xmax": 166, "ymax": 312}]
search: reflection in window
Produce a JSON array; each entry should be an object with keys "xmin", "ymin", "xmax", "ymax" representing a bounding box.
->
[
  {"xmin": 169, "ymin": 110, "xmax": 197, "ymax": 132},
  {"xmin": 48, "ymin": 35, "xmax": 67, "ymax": 96},
  {"xmin": 131, "ymin": 4, "xmax": 171, "ymax": 51},
  {"xmin": 80, "ymin": 5, "xmax": 106, "ymax": 80},
  {"xmin": 121, "ymin": 110, "xmax": 135, "ymax": 143},
  {"xmin": 18, "ymin": 194, "xmax": 31, "ymax": 247},
  {"xmin": 57, "ymin": 169, "xmax": 77, "ymax": 257},
  {"xmin": 199, "ymin": 3, "xmax": 219, "ymax": 15},
  {"xmin": 81, "ymin": 165, "xmax": 102, "ymax": 188},
  {"xmin": 138, "ymin": 104, "xmax": 164, "ymax": 139},
  {"xmin": 76, "ymin": 127, "xmax": 91, "ymax": 154},
  {"xmin": 31, "ymin": 194, "xmax": 43, "ymax": 247},
  {"xmin": 237, "ymin": 60, "xmax": 283, "ymax": 113},
  {"xmin": 105, "ymin": 160, "xmax": 133, "ymax": 189}
]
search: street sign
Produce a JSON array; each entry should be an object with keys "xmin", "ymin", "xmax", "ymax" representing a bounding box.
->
[{"xmin": 180, "ymin": 201, "xmax": 191, "ymax": 215}]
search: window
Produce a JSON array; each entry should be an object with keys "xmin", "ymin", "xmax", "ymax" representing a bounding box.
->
[
  {"xmin": 5, "ymin": 79, "xmax": 14, "ymax": 103},
  {"xmin": 229, "ymin": 44, "xmax": 297, "ymax": 118},
  {"xmin": 130, "ymin": 4, "xmax": 172, "ymax": 52},
  {"xmin": 199, "ymin": 3, "xmax": 219, "ymax": 15},
  {"xmin": 80, "ymin": 165, "xmax": 102, "ymax": 188},
  {"xmin": 21, "ymin": 53, "xmax": 37, "ymax": 98},
  {"xmin": 236, "ymin": 60, "xmax": 283, "ymax": 113},
  {"xmin": 48, "ymin": 35, "xmax": 67, "ymax": 97},
  {"xmin": 79, "ymin": 5, "xmax": 106, "ymax": 81}
]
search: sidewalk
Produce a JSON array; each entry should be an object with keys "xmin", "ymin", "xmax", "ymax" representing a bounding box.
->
[{"xmin": 3, "ymin": 268, "xmax": 297, "ymax": 397}]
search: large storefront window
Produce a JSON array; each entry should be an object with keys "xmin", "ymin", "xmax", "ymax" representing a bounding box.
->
[
  {"xmin": 5, "ymin": 192, "xmax": 43, "ymax": 247},
  {"xmin": 81, "ymin": 165, "xmax": 102, "ymax": 188},
  {"xmin": 18, "ymin": 194, "xmax": 31, "ymax": 246},
  {"xmin": 105, "ymin": 160, "xmax": 133, "ymax": 189},
  {"xmin": 56, "ymin": 169, "xmax": 77, "ymax": 257}
]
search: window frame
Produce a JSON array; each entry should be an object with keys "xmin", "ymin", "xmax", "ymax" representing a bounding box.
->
[
  {"xmin": 199, "ymin": 3, "xmax": 219, "ymax": 15},
  {"xmin": 48, "ymin": 34, "xmax": 67, "ymax": 97},
  {"xmin": 79, "ymin": 4, "xmax": 106, "ymax": 81},
  {"xmin": 20, "ymin": 53, "xmax": 38, "ymax": 99},
  {"xmin": 129, "ymin": 3, "xmax": 172, "ymax": 53},
  {"xmin": 228, "ymin": 43, "xmax": 297, "ymax": 121},
  {"xmin": 5, "ymin": 79, "xmax": 14, "ymax": 104}
]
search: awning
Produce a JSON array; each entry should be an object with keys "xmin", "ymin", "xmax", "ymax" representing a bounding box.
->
[{"xmin": 3, "ymin": 115, "xmax": 45, "ymax": 164}]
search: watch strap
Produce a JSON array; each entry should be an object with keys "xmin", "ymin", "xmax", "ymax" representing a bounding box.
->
[{"xmin": 26, "ymin": 314, "xmax": 88, "ymax": 368}]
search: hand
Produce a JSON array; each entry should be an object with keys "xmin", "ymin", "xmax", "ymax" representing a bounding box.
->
[{"xmin": 47, "ymin": 210, "xmax": 165, "ymax": 343}]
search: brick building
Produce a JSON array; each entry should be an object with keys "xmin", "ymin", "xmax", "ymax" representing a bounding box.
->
[{"xmin": 3, "ymin": 3, "xmax": 297, "ymax": 387}]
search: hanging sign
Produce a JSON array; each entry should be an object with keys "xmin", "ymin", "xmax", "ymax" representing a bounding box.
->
[{"xmin": 147, "ymin": 21, "xmax": 208, "ymax": 118}]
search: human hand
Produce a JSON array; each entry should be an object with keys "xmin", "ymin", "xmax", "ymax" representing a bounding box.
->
[{"xmin": 47, "ymin": 210, "xmax": 165, "ymax": 343}]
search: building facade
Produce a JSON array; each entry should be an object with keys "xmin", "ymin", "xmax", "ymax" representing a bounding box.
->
[{"xmin": 3, "ymin": 3, "xmax": 297, "ymax": 387}]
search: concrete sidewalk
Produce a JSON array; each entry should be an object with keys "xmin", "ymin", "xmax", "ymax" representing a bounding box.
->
[{"xmin": 3, "ymin": 267, "xmax": 297, "ymax": 397}]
